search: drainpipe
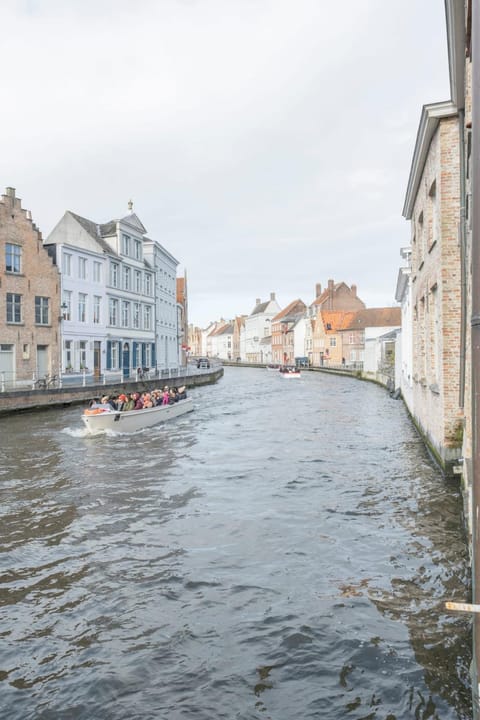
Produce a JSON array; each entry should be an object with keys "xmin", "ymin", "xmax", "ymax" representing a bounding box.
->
[
  {"xmin": 471, "ymin": 0, "xmax": 480, "ymax": 711},
  {"xmin": 459, "ymin": 108, "xmax": 466, "ymax": 409}
]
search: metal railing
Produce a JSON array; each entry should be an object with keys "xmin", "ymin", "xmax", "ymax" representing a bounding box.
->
[{"xmin": 0, "ymin": 363, "xmax": 219, "ymax": 392}]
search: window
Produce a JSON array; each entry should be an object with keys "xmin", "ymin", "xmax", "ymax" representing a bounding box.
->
[
  {"xmin": 110, "ymin": 262, "xmax": 119, "ymax": 288},
  {"xmin": 93, "ymin": 296, "xmax": 101, "ymax": 324},
  {"xmin": 64, "ymin": 340, "xmax": 73, "ymax": 369},
  {"xmin": 35, "ymin": 296, "xmax": 49, "ymax": 325},
  {"xmin": 62, "ymin": 291, "xmax": 72, "ymax": 321},
  {"xmin": 78, "ymin": 257, "xmax": 87, "ymax": 279},
  {"xmin": 145, "ymin": 273, "xmax": 152, "ymax": 296},
  {"xmin": 122, "ymin": 300, "xmax": 130, "ymax": 327},
  {"xmin": 111, "ymin": 341, "xmax": 119, "ymax": 369},
  {"xmin": 145, "ymin": 344, "xmax": 151, "ymax": 367},
  {"xmin": 79, "ymin": 340, "xmax": 87, "ymax": 369},
  {"xmin": 330, "ymin": 337, "xmax": 336, "ymax": 347},
  {"xmin": 134, "ymin": 240, "xmax": 142, "ymax": 260},
  {"xmin": 122, "ymin": 234, "xmax": 131, "ymax": 256},
  {"xmin": 6, "ymin": 293, "xmax": 22, "ymax": 323},
  {"xmin": 144, "ymin": 305, "xmax": 151, "ymax": 330},
  {"xmin": 6, "ymin": 243, "xmax": 21, "ymax": 273},
  {"xmin": 63, "ymin": 253, "xmax": 72, "ymax": 276},
  {"xmin": 93, "ymin": 261, "xmax": 101, "ymax": 283},
  {"xmin": 109, "ymin": 298, "xmax": 119, "ymax": 326},
  {"xmin": 78, "ymin": 293, "xmax": 87, "ymax": 322},
  {"xmin": 123, "ymin": 266, "xmax": 131, "ymax": 291},
  {"xmin": 349, "ymin": 333, "xmax": 355, "ymax": 344},
  {"xmin": 135, "ymin": 270, "xmax": 142, "ymax": 293},
  {"xmin": 133, "ymin": 302, "xmax": 140, "ymax": 329}
]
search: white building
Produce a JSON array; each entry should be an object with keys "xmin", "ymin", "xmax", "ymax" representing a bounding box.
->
[
  {"xmin": 244, "ymin": 293, "xmax": 280, "ymax": 363},
  {"xmin": 143, "ymin": 235, "xmax": 179, "ymax": 370},
  {"xmin": 45, "ymin": 206, "xmax": 166, "ymax": 377},
  {"xmin": 395, "ymin": 246, "xmax": 413, "ymax": 406}
]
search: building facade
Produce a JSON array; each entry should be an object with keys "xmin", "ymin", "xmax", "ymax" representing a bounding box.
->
[{"xmin": 0, "ymin": 187, "xmax": 60, "ymax": 387}]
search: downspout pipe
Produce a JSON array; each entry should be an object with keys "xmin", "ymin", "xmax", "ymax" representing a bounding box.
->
[
  {"xmin": 471, "ymin": 0, "xmax": 480, "ymax": 711},
  {"xmin": 459, "ymin": 108, "xmax": 466, "ymax": 409}
]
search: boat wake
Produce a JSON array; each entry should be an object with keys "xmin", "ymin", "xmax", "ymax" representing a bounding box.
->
[{"xmin": 61, "ymin": 426, "xmax": 90, "ymax": 438}]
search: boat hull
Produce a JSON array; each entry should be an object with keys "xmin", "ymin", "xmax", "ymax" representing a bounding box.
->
[{"xmin": 82, "ymin": 397, "xmax": 194, "ymax": 435}]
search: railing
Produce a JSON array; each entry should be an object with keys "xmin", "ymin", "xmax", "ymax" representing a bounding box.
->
[{"xmin": 0, "ymin": 364, "xmax": 220, "ymax": 392}]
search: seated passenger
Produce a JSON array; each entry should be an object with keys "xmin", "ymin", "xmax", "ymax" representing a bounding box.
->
[
  {"xmin": 162, "ymin": 386, "xmax": 170, "ymax": 405},
  {"xmin": 133, "ymin": 392, "xmax": 144, "ymax": 410},
  {"xmin": 143, "ymin": 392, "xmax": 153, "ymax": 408},
  {"xmin": 177, "ymin": 386, "xmax": 187, "ymax": 400},
  {"xmin": 123, "ymin": 394, "xmax": 135, "ymax": 411}
]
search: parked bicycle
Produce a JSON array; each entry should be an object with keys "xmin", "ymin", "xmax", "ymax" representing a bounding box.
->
[{"xmin": 33, "ymin": 374, "xmax": 59, "ymax": 390}]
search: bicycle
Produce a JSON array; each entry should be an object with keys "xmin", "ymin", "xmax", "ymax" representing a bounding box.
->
[{"xmin": 33, "ymin": 374, "xmax": 59, "ymax": 390}]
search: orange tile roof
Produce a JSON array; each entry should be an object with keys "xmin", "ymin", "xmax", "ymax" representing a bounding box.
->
[
  {"xmin": 342, "ymin": 307, "xmax": 401, "ymax": 329},
  {"xmin": 320, "ymin": 311, "xmax": 357, "ymax": 332}
]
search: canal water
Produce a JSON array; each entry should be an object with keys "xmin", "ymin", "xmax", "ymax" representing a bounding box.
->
[{"xmin": 0, "ymin": 367, "xmax": 472, "ymax": 719}]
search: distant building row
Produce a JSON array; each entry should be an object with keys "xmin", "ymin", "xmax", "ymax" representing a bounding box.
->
[
  {"xmin": 0, "ymin": 188, "xmax": 188, "ymax": 386},
  {"xmin": 189, "ymin": 280, "xmax": 400, "ymax": 373}
]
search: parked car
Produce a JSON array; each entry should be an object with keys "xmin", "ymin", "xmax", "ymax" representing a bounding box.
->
[{"xmin": 197, "ymin": 358, "xmax": 210, "ymax": 369}]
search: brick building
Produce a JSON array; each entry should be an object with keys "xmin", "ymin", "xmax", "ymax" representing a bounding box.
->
[
  {"xmin": 0, "ymin": 187, "xmax": 60, "ymax": 387},
  {"xmin": 271, "ymin": 298, "xmax": 306, "ymax": 365},
  {"xmin": 402, "ymin": 101, "xmax": 463, "ymax": 471}
]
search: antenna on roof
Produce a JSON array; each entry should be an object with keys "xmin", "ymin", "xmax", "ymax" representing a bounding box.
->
[{"xmin": 128, "ymin": 199, "xmax": 133, "ymax": 213}]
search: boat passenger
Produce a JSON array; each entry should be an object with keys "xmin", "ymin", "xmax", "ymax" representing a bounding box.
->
[
  {"xmin": 117, "ymin": 393, "xmax": 128, "ymax": 411},
  {"xmin": 133, "ymin": 392, "xmax": 144, "ymax": 410},
  {"xmin": 123, "ymin": 394, "xmax": 135, "ymax": 411},
  {"xmin": 143, "ymin": 392, "xmax": 153, "ymax": 408},
  {"xmin": 162, "ymin": 386, "xmax": 170, "ymax": 405},
  {"xmin": 169, "ymin": 387, "xmax": 179, "ymax": 403},
  {"xmin": 177, "ymin": 386, "xmax": 187, "ymax": 400}
]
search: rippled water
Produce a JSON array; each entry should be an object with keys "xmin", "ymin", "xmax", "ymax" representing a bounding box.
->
[{"xmin": 0, "ymin": 367, "xmax": 472, "ymax": 719}]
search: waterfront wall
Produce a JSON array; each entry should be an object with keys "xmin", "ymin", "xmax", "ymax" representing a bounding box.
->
[{"xmin": 0, "ymin": 368, "xmax": 223, "ymax": 415}]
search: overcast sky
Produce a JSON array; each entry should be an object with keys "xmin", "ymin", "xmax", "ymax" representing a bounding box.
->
[{"xmin": 3, "ymin": 0, "xmax": 450, "ymax": 327}]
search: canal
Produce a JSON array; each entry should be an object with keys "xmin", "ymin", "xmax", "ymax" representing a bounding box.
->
[{"xmin": 0, "ymin": 367, "xmax": 472, "ymax": 719}]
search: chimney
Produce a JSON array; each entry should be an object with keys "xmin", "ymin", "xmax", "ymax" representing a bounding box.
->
[
  {"xmin": 5, "ymin": 187, "xmax": 15, "ymax": 199},
  {"xmin": 128, "ymin": 199, "xmax": 133, "ymax": 213},
  {"xmin": 256, "ymin": 298, "xmax": 261, "ymax": 305},
  {"xmin": 328, "ymin": 279, "xmax": 334, "ymax": 310},
  {"xmin": 270, "ymin": 292, "xmax": 276, "ymax": 301},
  {"xmin": 351, "ymin": 284, "xmax": 357, "ymax": 297},
  {"xmin": 315, "ymin": 283, "xmax": 322, "ymax": 298}
]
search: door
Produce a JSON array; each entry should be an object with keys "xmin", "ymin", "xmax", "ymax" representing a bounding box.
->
[
  {"xmin": 93, "ymin": 341, "xmax": 101, "ymax": 378},
  {"xmin": 0, "ymin": 344, "xmax": 14, "ymax": 388},
  {"xmin": 122, "ymin": 343, "xmax": 130, "ymax": 379},
  {"xmin": 37, "ymin": 345, "xmax": 49, "ymax": 377}
]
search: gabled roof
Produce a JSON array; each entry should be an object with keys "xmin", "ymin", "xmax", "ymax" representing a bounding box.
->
[
  {"xmin": 342, "ymin": 307, "xmax": 401, "ymax": 330},
  {"xmin": 272, "ymin": 298, "xmax": 306, "ymax": 322},
  {"xmin": 320, "ymin": 311, "xmax": 357, "ymax": 333},
  {"xmin": 68, "ymin": 212, "xmax": 118, "ymax": 255},
  {"xmin": 118, "ymin": 212, "xmax": 147, "ymax": 235},
  {"xmin": 251, "ymin": 301, "xmax": 270, "ymax": 315}
]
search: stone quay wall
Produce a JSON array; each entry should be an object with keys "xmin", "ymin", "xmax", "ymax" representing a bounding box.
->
[{"xmin": 0, "ymin": 368, "xmax": 223, "ymax": 416}]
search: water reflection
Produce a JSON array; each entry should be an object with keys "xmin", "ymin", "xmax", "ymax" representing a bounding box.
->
[{"xmin": 0, "ymin": 368, "xmax": 472, "ymax": 719}]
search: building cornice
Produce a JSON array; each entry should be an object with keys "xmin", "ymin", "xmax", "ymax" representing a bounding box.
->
[
  {"xmin": 444, "ymin": 0, "xmax": 466, "ymax": 109},
  {"xmin": 402, "ymin": 100, "xmax": 458, "ymax": 220}
]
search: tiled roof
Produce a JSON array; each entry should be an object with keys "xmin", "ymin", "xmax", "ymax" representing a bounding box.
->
[
  {"xmin": 342, "ymin": 307, "xmax": 401, "ymax": 330},
  {"xmin": 251, "ymin": 301, "xmax": 270, "ymax": 315},
  {"xmin": 320, "ymin": 311, "xmax": 357, "ymax": 333},
  {"xmin": 272, "ymin": 298, "xmax": 306, "ymax": 322},
  {"xmin": 69, "ymin": 212, "xmax": 117, "ymax": 255}
]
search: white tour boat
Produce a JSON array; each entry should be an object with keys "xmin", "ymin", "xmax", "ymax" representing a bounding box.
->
[
  {"xmin": 279, "ymin": 366, "xmax": 301, "ymax": 378},
  {"xmin": 82, "ymin": 397, "xmax": 194, "ymax": 435}
]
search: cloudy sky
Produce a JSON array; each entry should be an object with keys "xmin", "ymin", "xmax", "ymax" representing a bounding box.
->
[{"xmin": 3, "ymin": 0, "xmax": 450, "ymax": 326}]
